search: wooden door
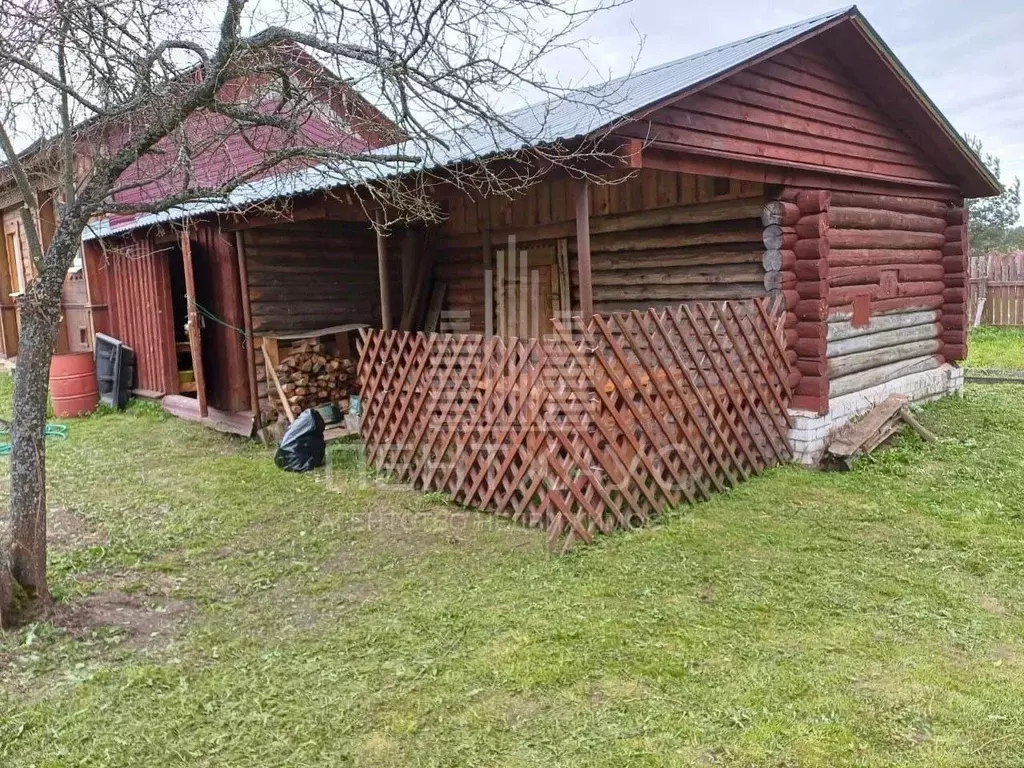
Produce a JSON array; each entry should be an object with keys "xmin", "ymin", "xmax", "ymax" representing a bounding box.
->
[
  {"xmin": 496, "ymin": 242, "xmax": 569, "ymax": 340},
  {"xmin": 0, "ymin": 228, "xmax": 20, "ymax": 356}
]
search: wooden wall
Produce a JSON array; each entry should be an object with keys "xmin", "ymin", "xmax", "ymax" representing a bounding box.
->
[
  {"xmin": 192, "ymin": 224, "xmax": 250, "ymax": 413},
  {"xmin": 241, "ymin": 220, "xmax": 401, "ymax": 335},
  {"xmin": 775, "ymin": 188, "xmax": 964, "ymax": 414},
  {"xmin": 617, "ymin": 39, "xmax": 948, "ymax": 189},
  {"xmin": 434, "ymin": 169, "xmax": 767, "ymax": 332},
  {"xmin": 107, "ymin": 236, "xmax": 178, "ymax": 396}
]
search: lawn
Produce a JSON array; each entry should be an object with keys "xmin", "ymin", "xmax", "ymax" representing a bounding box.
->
[
  {"xmin": 2, "ymin": 374, "xmax": 1024, "ymax": 767},
  {"xmin": 966, "ymin": 326, "xmax": 1024, "ymax": 370}
]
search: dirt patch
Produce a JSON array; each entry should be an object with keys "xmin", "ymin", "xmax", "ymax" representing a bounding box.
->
[
  {"xmin": 75, "ymin": 567, "xmax": 182, "ymax": 598},
  {"xmin": 981, "ymin": 596, "xmax": 1009, "ymax": 616},
  {"xmin": 992, "ymin": 644, "xmax": 1022, "ymax": 667},
  {"xmin": 0, "ymin": 506, "xmax": 107, "ymax": 550},
  {"xmin": 53, "ymin": 592, "xmax": 192, "ymax": 652},
  {"xmin": 48, "ymin": 507, "xmax": 108, "ymax": 549}
]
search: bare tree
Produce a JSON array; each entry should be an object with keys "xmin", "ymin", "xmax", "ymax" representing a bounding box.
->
[{"xmin": 0, "ymin": 0, "xmax": 633, "ymax": 625}]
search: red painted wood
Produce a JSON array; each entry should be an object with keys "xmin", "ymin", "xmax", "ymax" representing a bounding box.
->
[
  {"xmin": 192, "ymin": 223, "xmax": 250, "ymax": 414},
  {"xmin": 106, "ymin": 235, "xmax": 178, "ymax": 395},
  {"xmin": 637, "ymin": 147, "xmax": 959, "ymax": 200},
  {"xmin": 852, "ymin": 294, "xmax": 871, "ymax": 327}
]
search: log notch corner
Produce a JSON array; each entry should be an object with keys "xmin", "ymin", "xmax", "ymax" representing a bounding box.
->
[
  {"xmin": 941, "ymin": 206, "xmax": 969, "ymax": 362},
  {"xmin": 764, "ymin": 189, "xmax": 831, "ymax": 414}
]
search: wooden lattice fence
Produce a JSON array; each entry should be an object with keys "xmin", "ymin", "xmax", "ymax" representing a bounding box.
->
[{"xmin": 357, "ymin": 299, "xmax": 793, "ymax": 550}]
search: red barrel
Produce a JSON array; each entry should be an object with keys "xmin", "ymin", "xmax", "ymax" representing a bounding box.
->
[{"xmin": 49, "ymin": 352, "xmax": 99, "ymax": 417}]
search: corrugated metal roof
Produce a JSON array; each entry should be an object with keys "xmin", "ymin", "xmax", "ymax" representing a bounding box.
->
[
  {"xmin": 84, "ymin": 6, "xmax": 854, "ymax": 241},
  {"xmin": 82, "ymin": 159, "xmax": 411, "ymax": 240},
  {"xmin": 391, "ymin": 6, "xmax": 854, "ymax": 170}
]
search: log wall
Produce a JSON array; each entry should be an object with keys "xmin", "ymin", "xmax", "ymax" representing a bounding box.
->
[
  {"xmin": 776, "ymin": 187, "xmax": 963, "ymax": 414},
  {"xmin": 241, "ymin": 220, "xmax": 402, "ymax": 334},
  {"xmin": 616, "ymin": 38, "xmax": 948, "ymax": 189},
  {"xmin": 434, "ymin": 169, "xmax": 767, "ymax": 330}
]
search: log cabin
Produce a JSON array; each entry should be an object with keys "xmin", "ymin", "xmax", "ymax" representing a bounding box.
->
[{"xmin": 77, "ymin": 6, "xmax": 998, "ymax": 460}]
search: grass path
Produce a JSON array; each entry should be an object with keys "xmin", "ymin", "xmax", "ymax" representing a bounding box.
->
[{"xmin": 2, "ymin": 376, "xmax": 1024, "ymax": 766}]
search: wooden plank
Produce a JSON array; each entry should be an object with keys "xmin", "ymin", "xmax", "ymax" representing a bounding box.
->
[
  {"xmin": 375, "ymin": 212, "xmax": 392, "ymax": 331},
  {"xmin": 180, "ymin": 228, "xmax": 208, "ymax": 418},
  {"xmin": 828, "ymin": 394, "xmax": 908, "ymax": 458},
  {"xmin": 236, "ymin": 231, "xmax": 261, "ymax": 430},
  {"xmin": 262, "ymin": 337, "xmax": 294, "ymax": 424},
  {"xmin": 423, "ymin": 282, "xmax": 447, "ymax": 333}
]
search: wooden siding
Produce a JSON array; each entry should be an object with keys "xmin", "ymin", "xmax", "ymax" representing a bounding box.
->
[
  {"xmin": 241, "ymin": 220, "xmax": 402, "ymax": 335},
  {"xmin": 191, "ymin": 224, "xmax": 250, "ymax": 413},
  {"xmin": 434, "ymin": 169, "xmax": 767, "ymax": 332},
  {"xmin": 107, "ymin": 237, "xmax": 178, "ymax": 395},
  {"xmin": 620, "ymin": 39, "xmax": 949, "ymax": 189},
  {"xmin": 970, "ymin": 252, "xmax": 1024, "ymax": 327}
]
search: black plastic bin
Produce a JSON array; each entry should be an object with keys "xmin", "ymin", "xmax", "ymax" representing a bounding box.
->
[{"xmin": 94, "ymin": 333, "xmax": 136, "ymax": 409}]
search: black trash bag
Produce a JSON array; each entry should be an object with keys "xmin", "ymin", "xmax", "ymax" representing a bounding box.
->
[{"xmin": 274, "ymin": 409, "xmax": 326, "ymax": 472}]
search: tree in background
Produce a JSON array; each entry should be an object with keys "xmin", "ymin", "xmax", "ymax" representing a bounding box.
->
[
  {"xmin": 0, "ymin": 0, "xmax": 630, "ymax": 626},
  {"xmin": 966, "ymin": 135, "xmax": 1023, "ymax": 253}
]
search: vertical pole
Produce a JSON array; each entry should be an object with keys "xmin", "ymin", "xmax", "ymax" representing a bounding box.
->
[
  {"xmin": 574, "ymin": 179, "xmax": 594, "ymax": 321},
  {"xmin": 481, "ymin": 209, "xmax": 493, "ymax": 338},
  {"xmin": 235, "ymin": 231, "xmax": 261, "ymax": 432},
  {"xmin": 376, "ymin": 211, "xmax": 392, "ymax": 331}
]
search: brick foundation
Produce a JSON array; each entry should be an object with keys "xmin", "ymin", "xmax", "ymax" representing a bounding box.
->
[{"xmin": 788, "ymin": 363, "xmax": 964, "ymax": 464}]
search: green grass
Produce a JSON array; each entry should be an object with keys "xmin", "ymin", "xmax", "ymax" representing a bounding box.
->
[
  {"xmin": 2, "ymin": 374, "xmax": 1024, "ymax": 766},
  {"xmin": 966, "ymin": 326, "xmax": 1024, "ymax": 370}
]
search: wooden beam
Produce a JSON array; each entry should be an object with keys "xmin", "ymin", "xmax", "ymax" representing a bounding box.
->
[
  {"xmin": 262, "ymin": 337, "xmax": 294, "ymax": 424},
  {"xmin": 637, "ymin": 145, "xmax": 960, "ymax": 201},
  {"xmin": 180, "ymin": 225, "xmax": 208, "ymax": 417},
  {"xmin": 235, "ymin": 231, "xmax": 261, "ymax": 432},
  {"xmin": 622, "ymin": 138, "xmax": 644, "ymax": 168},
  {"xmin": 375, "ymin": 211, "xmax": 392, "ymax": 331},
  {"xmin": 574, "ymin": 179, "xmax": 594, "ymax": 321}
]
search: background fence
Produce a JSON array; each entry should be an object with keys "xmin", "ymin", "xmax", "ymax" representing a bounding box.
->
[
  {"xmin": 358, "ymin": 299, "xmax": 792, "ymax": 551},
  {"xmin": 970, "ymin": 252, "xmax": 1024, "ymax": 327}
]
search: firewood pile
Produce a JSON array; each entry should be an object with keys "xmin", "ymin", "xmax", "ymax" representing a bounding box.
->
[{"xmin": 276, "ymin": 340, "xmax": 357, "ymax": 414}]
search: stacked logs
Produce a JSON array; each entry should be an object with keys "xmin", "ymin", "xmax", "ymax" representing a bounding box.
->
[
  {"xmin": 275, "ymin": 340, "xmax": 357, "ymax": 414},
  {"xmin": 825, "ymin": 192, "xmax": 948, "ymax": 315},
  {"xmin": 774, "ymin": 189, "xmax": 831, "ymax": 414},
  {"xmin": 941, "ymin": 206, "xmax": 970, "ymax": 361}
]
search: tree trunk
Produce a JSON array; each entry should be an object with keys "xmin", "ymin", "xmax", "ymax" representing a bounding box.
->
[
  {"xmin": 4, "ymin": 262, "xmax": 67, "ymax": 616},
  {"xmin": 0, "ymin": 539, "xmax": 13, "ymax": 628}
]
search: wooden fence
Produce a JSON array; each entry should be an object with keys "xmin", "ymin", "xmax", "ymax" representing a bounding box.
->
[
  {"xmin": 357, "ymin": 299, "xmax": 792, "ymax": 550},
  {"xmin": 970, "ymin": 252, "xmax": 1024, "ymax": 327}
]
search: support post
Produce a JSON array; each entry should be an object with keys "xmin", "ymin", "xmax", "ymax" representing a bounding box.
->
[
  {"xmin": 180, "ymin": 224, "xmax": 208, "ymax": 417},
  {"xmin": 376, "ymin": 211, "xmax": 392, "ymax": 331},
  {"xmin": 234, "ymin": 231, "xmax": 260, "ymax": 431},
  {"xmin": 574, "ymin": 179, "xmax": 594, "ymax": 321}
]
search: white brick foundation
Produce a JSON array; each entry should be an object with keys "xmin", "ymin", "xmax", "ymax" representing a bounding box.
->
[{"xmin": 788, "ymin": 363, "xmax": 964, "ymax": 464}]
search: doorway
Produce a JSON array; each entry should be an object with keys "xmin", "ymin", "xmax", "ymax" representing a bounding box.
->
[
  {"xmin": 495, "ymin": 241, "xmax": 571, "ymax": 340},
  {"xmin": 166, "ymin": 242, "xmax": 203, "ymax": 399}
]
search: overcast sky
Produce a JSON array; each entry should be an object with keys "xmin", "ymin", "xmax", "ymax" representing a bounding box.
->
[{"xmin": 559, "ymin": 0, "xmax": 1022, "ymax": 212}]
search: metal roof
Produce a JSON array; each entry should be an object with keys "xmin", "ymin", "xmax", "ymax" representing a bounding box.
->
[
  {"xmin": 82, "ymin": 6, "xmax": 864, "ymax": 240},
  {"xmin": 82, "ymin": 159, "xmax": 411, "ymax": 240},
  {"xmin": 388, "ymin": 6, "xmax": 855, "ymax": 171}
]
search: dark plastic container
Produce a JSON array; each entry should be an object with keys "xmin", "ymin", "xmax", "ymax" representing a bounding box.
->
[{"xmin": 94, "ymin": 333, "xmax": 136, "ymax": 409}]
